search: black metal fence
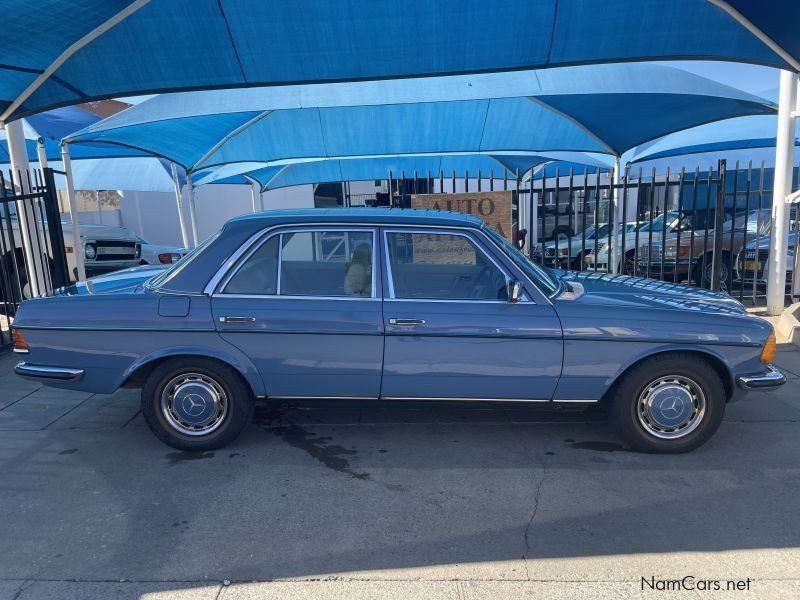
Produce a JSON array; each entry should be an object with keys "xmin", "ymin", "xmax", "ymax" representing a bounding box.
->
[
  {"xmin": 0, "ymin": 167, "xmax": 69, "ymax": 347},
  {"xmin": 376, "ymin": 160, "xmax": 800, "ymax": 305},
  {"xmin": 524, "ymin": 160, "xmax": 799, "ymax": 305}
]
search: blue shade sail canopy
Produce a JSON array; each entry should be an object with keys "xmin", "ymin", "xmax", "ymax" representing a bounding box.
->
[
  {"xmin": 628, "ymin": 115, "xmax": 800, "ymax": 163},
  {"xmin": 0, "ymin": 0, "xmax": 795, "ymax": 122},
  {"xmin": 40, "ymin": 157, "xmax": 180, "ymax": 193},
  {"xmin": 0, "ymin": 103, "xmax": 152, "ymax": 164},
  {"xmin": 66, "ymin": 64, "xmax": 775, "ymax": 171},
  {"xmin": 194, "ymin": 153, "xmax": 611, "ymax": 191}
]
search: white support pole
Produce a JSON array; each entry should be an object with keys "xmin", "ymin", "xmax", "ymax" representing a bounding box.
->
[
  {"xmin": 249, "ymin": 183, "xmax": 258, "ymax": 213},
  {"xmin": 609, "ymin": 158, "xmax": 622, "ymax": 275},
  {"xmin": 36, "ymin": 138, "xmax": 48, "ymax": 169},
  {"xmin": 60, "ymin": 143, "xmax": 86, "ymax": 281},
  {"xmin": 766, "ymin": 70, "xmax": 798, "ymax": 316},
  {"xmin": 186, "ymin": 172, "xmax": 199, "ymax": 248},
  {"xmin": 5, "ymin": 119, "xmax": 48, "ymax": 297},
  {"xmin": 170, "ymin": 163, "xmax": 190, "ymax": 249}
]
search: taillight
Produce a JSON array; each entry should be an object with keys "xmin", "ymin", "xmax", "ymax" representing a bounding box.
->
[
  {"xmin": 11, "ymin": 328, "xmax": 29, "ymax": 354},
  {"xmin": 760, "ymin": 330, "xmax": 777, "ymax": 364}
]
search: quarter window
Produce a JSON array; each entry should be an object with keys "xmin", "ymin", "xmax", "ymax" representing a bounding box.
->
[
  {"xmin": 385, "ymin": 231, "xmax": 508, "ymax": 300},
  {"xmin": 223, "ymin": 229, "xmax": 375, "ymax": 297}
]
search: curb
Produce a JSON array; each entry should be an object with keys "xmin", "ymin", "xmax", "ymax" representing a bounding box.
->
[{"xmin": 777, "ymin": 302, "xmax": 800, "ymax": 348}]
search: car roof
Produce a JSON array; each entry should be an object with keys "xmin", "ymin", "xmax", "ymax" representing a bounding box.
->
[{"xmin": 227, "ymin": 208, "xmax": 485, "ymax": 230}]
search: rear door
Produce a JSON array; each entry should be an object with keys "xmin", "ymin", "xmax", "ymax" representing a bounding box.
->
[
  {"xmin": 380, "ymin": 227, "xmax": 563, "ymax": 401},
  {"xmin": 211, "ymin": 226, "xmax": 383, "ymax": 399}
]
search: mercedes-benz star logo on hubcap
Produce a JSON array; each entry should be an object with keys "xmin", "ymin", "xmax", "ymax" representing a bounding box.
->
[
  {"xmin": 659, "ymin": 397, "xmax": 682, "ymax": 418},
  {"xmin": 182, "ymin": 394, "xmax": 206, "ymax": 417}
]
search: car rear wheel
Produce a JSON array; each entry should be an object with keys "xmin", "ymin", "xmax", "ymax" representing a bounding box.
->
[
  {"xmin": 142, "ymin": 357, "xmax": 254, "ymax": 451},
  {"xmin": 609, "ymin": 353, "xmax": 725, "ymax": 453}
]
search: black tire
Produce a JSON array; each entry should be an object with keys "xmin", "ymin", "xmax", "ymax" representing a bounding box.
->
[
  {"xmin": 141, "ymin": 357, "xmax": 254, "ymax": 451},
  {"xmin": 623, "ymin": 250, "xmax": 636, "ymax": 276},
  {"xmin": 609, "ymin": 353, "xmax": 726, "ymax": 453},
  {"xmin": 692, "ymin": 253, "xmax": 731, "ymax": 291},
  {"xmin": 571, "ymin": 252, "xmax": 586, "ymax": 271}
]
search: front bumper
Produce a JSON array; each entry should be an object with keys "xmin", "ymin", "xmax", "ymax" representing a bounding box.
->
[
  {"xmin": 736, "ymin": 365, "xmax": 786, "ymax": 391},
  {"xmin": 15, "ymin": 362, "xmax": 85, "ymax": 381}
]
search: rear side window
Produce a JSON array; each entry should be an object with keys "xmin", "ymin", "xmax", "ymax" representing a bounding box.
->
[{"xmin": 222, "ymin": 229, "xmax": 375, "ymax": 298}]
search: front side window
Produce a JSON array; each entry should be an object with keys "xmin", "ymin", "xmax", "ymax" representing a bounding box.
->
[
  {"xmin": 223, "ymin": 229, "xmax": 375, "ymax": 297},
  {"xmin": 385, "ymin": 231, "xmax": 508, "ymax": 300}
]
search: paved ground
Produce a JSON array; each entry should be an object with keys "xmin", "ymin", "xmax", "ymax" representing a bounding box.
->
[{"xmin": 1, "ymin": 347, "xmax": 799, "ymax": 599}]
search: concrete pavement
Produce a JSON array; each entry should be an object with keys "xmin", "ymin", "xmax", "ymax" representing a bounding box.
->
[{"xmin": 1, "ymin": 346, "xmax": 799, "ymax": 599}]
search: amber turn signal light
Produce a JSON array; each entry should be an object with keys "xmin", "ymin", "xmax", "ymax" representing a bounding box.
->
[
  {"xmin": 11, "ymin": 328, "xmax": 29, "ymax": 353},
  {"xmin": 760, "ymin": 330, "xmax": 777, "ymax": 364}
]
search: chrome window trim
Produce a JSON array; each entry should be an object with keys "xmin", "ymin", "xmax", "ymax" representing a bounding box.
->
[
  {"xmin": 203, "ymin": 221, "xmax": 550, "ymax": 302},
  {"xmin": 213, "ymin": 226, "xmax": 378, "ymax": 299},
  {"xmin": 213, "ymin": 294, "xmax": 380, "ymax": 301},
  {"xmin": 382, "ymin": 227, "xmax": 532, "ymax": 303}
]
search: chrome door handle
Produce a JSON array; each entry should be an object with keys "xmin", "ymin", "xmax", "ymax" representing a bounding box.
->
[
  {"xmin": 219, "ymin": 316, "xmax": 256, "ymax": 323},
  {"xmin": 388, "ymin": 318, "xmax": 425, "ymax": 325}
]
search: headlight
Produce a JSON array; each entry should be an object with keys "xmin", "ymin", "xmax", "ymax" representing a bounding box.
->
[
  {"xmin": 135, "ymin": 245, "xmax": 142, "ymax": 259},
  {"xmin": 84, "ymin": 244, "xmax": 96, "ymax": 259},
  {"xmin": 664, "ymin": 246, "xmax": 689, "ymax": 258}
]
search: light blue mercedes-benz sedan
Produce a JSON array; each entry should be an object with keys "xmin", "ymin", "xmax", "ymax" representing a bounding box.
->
[{"xmin": 11, "ymin": 209, "xmax": 785, "ymax": 453}]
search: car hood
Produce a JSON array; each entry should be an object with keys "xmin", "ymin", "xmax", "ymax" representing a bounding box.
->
[
  {"xmin": 62, "ymin": 222, "xmax": 138, "ymax": 242},
  {"xmin": 557, "ymin": 271, "xmax": 747, "ymax": 315},
  {"xmin": 744, "ymin": 231, "xmax": 797, "ymax": 250},
  {"xmin": 51, "ymin": 265, "xmax": 167, "ymax": 296}
]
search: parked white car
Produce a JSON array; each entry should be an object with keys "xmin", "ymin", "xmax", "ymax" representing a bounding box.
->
[
  {"xmin": 1, "ymin": 204, "xmax": 142, "ymax": 294},
  {"xmin": 585, "ymin": 212, "xmax": 687, "ymax": 274},
  {"xmin": 136, "ymin": 236, "xmax": 188, "ymax": 265},
  {"xmin": 534, "ymin": 222, "xmax": 639, "ymax": 270}
]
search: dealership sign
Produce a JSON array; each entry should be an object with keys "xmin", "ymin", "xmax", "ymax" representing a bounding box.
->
[{"xmin": 412, "ymin": 192, "xmax": 513, "ymax": 242}]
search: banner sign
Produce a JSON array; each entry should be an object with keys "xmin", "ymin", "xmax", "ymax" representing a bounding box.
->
[{"xmin": 411, "ymin": 191, "xmax": 513, "ymax": 242}]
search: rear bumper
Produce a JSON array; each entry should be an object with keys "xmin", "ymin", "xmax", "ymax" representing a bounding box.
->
[
  {"xmin": 14, "ymin": 362, "xmax": 85, "ymax": 381},
  {"xmin": 736, "ymin": 365, "xmax": 786, "ymax": 391}
]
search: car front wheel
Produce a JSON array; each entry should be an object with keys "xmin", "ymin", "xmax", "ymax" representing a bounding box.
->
[
  {"xmin": 609, "ymin": 353, "xmax": 725, "ymax": 453},
  {"xmin": 142, "ymin": 357, "xmax": 254, "ymax": 451}
]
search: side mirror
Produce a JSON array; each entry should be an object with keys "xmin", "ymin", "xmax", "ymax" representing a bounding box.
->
[{"xmin": 507, "ymin": 280, "xmax": 522, "ymax": 303}]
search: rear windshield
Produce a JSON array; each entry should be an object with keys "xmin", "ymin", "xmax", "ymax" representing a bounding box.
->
[{"xmin": 147, "ymin": 232, "xmax": 220, "ymax": 289}]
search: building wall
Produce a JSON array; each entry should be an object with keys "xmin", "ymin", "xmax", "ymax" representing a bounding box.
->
[{"xmin": 103, "ymin": 184, "xmax": 316, "ymax": 246}]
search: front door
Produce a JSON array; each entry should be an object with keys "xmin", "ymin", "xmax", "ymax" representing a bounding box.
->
[
  {"xmin": 211, "ymin": 227, "xmax": 383, "ymax": 399},
  {"xmin": 380, "ymin": 228, "xmax": 563, "ymax": 401}
]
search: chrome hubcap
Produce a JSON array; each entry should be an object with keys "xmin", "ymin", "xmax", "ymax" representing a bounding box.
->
[
  {"xmin": 637, "ymin": 375, "xmax": 706, "ymax": 439},
  {"xmin": 160, "ymin": 372, "xmax": 228, "ymax": 436}
]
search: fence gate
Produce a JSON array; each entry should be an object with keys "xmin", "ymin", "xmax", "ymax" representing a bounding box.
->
[{"xmin": 0, "ymin": 168, "xmax": 70, "ymax": 348}]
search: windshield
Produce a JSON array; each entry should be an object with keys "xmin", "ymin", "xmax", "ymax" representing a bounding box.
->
[
  {"xmin": 639, "ymin": 212, "xmax": 678, "ymax": 232},
  {"xmin": 721, "ymin": 210, "xmax": 770, "ymax": 234},
  {"xmin": 483, "ymin": 227, "xmax": 560, "ymax": 297},
  {"xmin": 147, "ymin": 231, "xmax": 220, "ymax": 289}
]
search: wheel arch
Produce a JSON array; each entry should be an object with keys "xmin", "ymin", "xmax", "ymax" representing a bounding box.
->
[
  {"xmin": 120, "ymin": 347, "xmax": 266, "ymax": 398},
  {"xmin": 603, "ymin": 346, "xmax": 735, "ymax": 403}
]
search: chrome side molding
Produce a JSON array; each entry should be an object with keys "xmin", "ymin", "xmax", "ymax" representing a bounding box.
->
[{"xmin": 14, "ymin": 363, "xmax": 85, "ymax": 381}]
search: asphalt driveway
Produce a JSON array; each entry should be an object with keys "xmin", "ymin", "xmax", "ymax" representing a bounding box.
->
[{"xmin": 0, "ymin": 347, "xmax": 799, "ymax": 599}]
